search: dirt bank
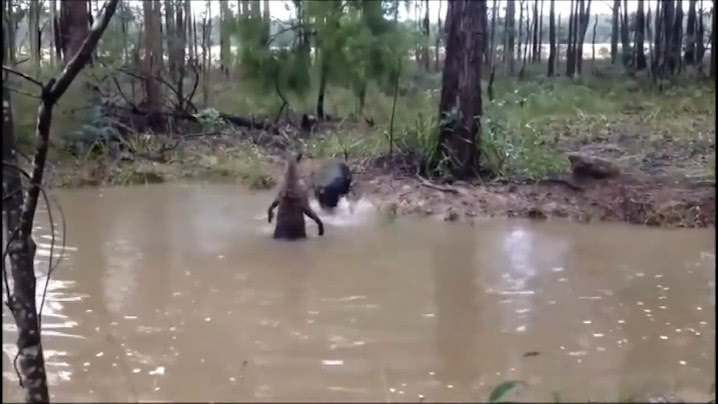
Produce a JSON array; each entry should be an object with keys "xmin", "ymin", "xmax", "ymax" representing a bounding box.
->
[{"xmin": 44, "ymin": 116, "xmax": 715, "ymax": 229}]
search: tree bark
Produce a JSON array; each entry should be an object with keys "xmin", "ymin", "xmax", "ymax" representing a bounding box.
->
[
  {"xmin": 539, "ymin": 0, "xmax": 544, "ymax": 61},
  {"xmin": 711, "ymin": 0, "xmax": 716, "ymax": 78},
  {"xmin": 548, "ymin": 0, "xmax": 556, "ymax": 75},
  {"xmin": 489, "ymin": 0, "xmax": 497, "ymax": 68},
  {"xmin": 663, "ymin": 0, "xmax": 676, "ymax": 74},
  {"xmin": 611, "ymin": 0, "xmax": 619, "ymax": 63},
  {"xmin": 696, "ymin": 0, "xmax": 705, "ymax": 66},
  {"xmin": 143, "ymin": 0, "xmax": 162, "ymax": 113},
  {"xmin": 635, "ymin": 0, "xmax": 647, "ymax": 69},
  {"xmin": 576, "ymin": 0, "xmax": 592, "ymax": 75},
  {"xmin": 566, "ymin": 0, "xmax": 575, "ymax": 75},
  {"xmin": 674, "ymin": 0, "xmax": 684, "ymax": 73},
  {"xmin": 620, "ymin": 0, "xmax": 630, "ymax": 65},
  {"xmin": 437, "ymin": 0, "xmax": 486, "ymax": 179},
  {"xmin": 505, "ymin": 0, "xmax": 516, "ymax": 75},
  {"xmin": 685, "ymin": 0, "xmax": 698, "ymax": 65},
  {"xmin": 532, "ymin": 0, "xmax": 539, "ymax": 62},
  {"xmin": 435, "ymin": 0, "xmax": 443, "ymax": 71},
  {"xmin": 518, "ymin": 0, "xmax": 524, "ymax": 67},
  {"xmin": 60, "ymin": 0, "xmax": 89, "ymax": 65},
  {"xmin": 591, "ymin": 14, "xmax": 597, "ymax": 63},
  {"xmin": 29, "ymin": 0, "xmax": 41, "ymax": 75},
  {"xmin": 165, "ymin": 0, "xmax": 177, "ymax": 78},
  {"xmin": 219, "ymin": 0, "xmax": 230, "ymax": 75}
]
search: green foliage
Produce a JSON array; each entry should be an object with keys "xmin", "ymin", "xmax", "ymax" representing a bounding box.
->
[
  {"xmin": 488, "ymin": 380, "xmax": 522, "ymax": 402},
  {"xmin": 192, "ymin": 108, "xmax": 224, "ymax": 131}
]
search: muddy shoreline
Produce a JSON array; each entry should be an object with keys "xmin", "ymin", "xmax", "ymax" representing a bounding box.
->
[{"xmin": 46, "ymin": 150, "xmax": 715, "ymax": 229}]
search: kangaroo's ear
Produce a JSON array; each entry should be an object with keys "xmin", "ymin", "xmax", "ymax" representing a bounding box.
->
[{"xmin": 296, "ymin": 152, "xmax": 303, "ymax": 162}]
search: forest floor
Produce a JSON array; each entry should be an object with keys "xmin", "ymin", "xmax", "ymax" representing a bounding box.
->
[{"xmin": 31, "ymin": 68, "xmax": 716, "ymax": 228}]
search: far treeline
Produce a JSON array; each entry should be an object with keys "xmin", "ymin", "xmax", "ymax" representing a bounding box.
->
[{"xmin": 2, "ymin": 0, "xmax": 716, "ymax": 177}]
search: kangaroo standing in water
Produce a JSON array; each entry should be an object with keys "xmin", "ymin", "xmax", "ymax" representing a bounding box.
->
[{"xmin": 268, "ymin": 152, "xmax": 324, "ymax": 239}]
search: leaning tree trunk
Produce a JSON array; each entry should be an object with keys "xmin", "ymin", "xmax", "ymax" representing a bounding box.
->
[
  {"xmin": 635, "ymin": 0, "xmax": 647, "ymax": 69},
  {"xmin": 548, "ymin": 0, "xmax": 556, "ymax": 75},
  {"xmin": 437, "ymin": 0, "xmax": 487, "ymax": 179}
]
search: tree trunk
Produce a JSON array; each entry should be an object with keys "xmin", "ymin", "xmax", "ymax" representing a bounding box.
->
[
  {"xmin": 242, "ymin": 0, "xmax": 250, "ymax": 16},
  {"xmin": 489, "ymin": 0, "xmax": 497, "ymax": 68},
  {"xmin": 165, "ymin": 0, "xmax": 176, "ymax": 78},
  {"xmin": 566, "ymin": 0, "xmax": 578, "ymax": 77},
  {"xmin": 538, "ymin": 0, "xmax": 544, "ymax": 61},
  {"xmin": 143, "ymin": 0, "xmax": 162, "ymax": 113},
  {"xmin": 635, "ymin": 0, "xmax": 647, "ymax": 69},
  {"xmin": 50, "ymin": 0, "xmax": 59, "ymax": 65},
  {"xmin": 506, "ymin": 0, "xmax": 516, "ymax": 74},
  {"xmin": 548, "ymin": 0, "xmax": 556, "ymax": 75},
  {"xmin": 437, "ymin": 0, "xmax": 487, "ymax": 179},
  {"xmin": 621, "ymin": 0, "xmax": 631, "ymax": 66},
  {"xmin": 610, "ymin": 0, "xmax": 619, "ymax": 64},
  {"xmin": 60, "ymin": 0, "xmax": 89, "ymax": 65},
  {"xmin": 219, "ymin": 0, "xmax": 230, "ymax": 76},
  {"xmin": 263, "ymin": 0, "xmax": 271, "ymax": 47},
  {"xmin": 576, "ymin": 0, "xmax": 592, "ymax": 76},
  {"xmin": 532, "ymin": 0, "xmax": 539, "ymax": 62},
  {"xmin": 685, "ymin": 0, "xmax": 698, "ymax": 65},
  {"xmin": 518, "ymin": 0, "xmax": 524, "ymax": 66},
  {"xmin": 3, "ymin": 19, "xmax": 51, "ymax": 404},
  {"xmin": 202, "ymin": 0, "xmax": 211, "ymax": 105},
  {"xmin": 317, "ymin": 52, "xmax": 327, "ymax": 119},
  {"xmin": 187, "ymin": 0, "xmax": 194, "ymax": 64},
  {"xmin": 663, "ymin": 0, "xmax": 676, "ymax": 74},
  {"xmin": 251, "ymin": 0, "xmax": 261, "ymax": 19},
  {"xmin": 435, "ymin": 0, "xmax": 443, "ymax": 71},
  {"xmin": 557, "ymin": 12, "xmax": 561, "ymax": 72},
  {"xmin": 5, "ymin": 0, "xmax": 18, "ymax": 65},
  {"xmin": 674, "ymin": 0, "xmax": 684, "ymax": 73},
  {"xmin": 423, "ymin": 0, "xmax": 431, "ymax": 70},
  {"xmin": 591, "ymin": 14, "xmax": 597, "ymax": 64},
  {"xmin": 29, "ymin": 0, "xmax": 41, "ymax": 75},
  {"xmin": 711, "ymin": 0, "xmax": 716, "ymax": 77},
  {"xmin": 176, "ymin": 0, "xmax": 187, "ymax": 109},
  {"xmin": 697, "ymin": 0, "xmax": 705, "ymax": 66}
]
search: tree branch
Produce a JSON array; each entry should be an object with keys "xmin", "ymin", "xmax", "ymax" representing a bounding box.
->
[{"xmin": 1, "ymin": 65, "xmax": 43, "ymax": 87}]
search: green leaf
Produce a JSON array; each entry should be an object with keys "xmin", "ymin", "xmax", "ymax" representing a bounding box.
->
[{"xmin": 488, "ymin": 380, "xmax": 521, "ymax": 403}]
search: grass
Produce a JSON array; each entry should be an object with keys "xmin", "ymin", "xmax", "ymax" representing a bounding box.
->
[{"xmin": 8, "ymin": 59, "xmax": 714, "ymax": 188}]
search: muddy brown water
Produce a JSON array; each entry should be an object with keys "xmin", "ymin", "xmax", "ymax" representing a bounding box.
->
[{"xmin": 2, "ymin": 183, "xmax": 715, "ymax": 402}]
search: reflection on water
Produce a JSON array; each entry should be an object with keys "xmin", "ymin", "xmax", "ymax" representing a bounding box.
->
[{"xmin": 2, "ymin": 183, "xmax": 715, "ymax": 402}]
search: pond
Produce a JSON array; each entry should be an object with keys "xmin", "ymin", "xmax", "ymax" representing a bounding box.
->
[{"xmin": 2, "ymin": 183, "xmax": 715, "ymax": 402}]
